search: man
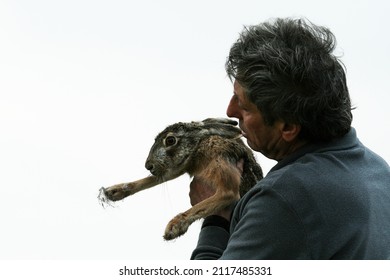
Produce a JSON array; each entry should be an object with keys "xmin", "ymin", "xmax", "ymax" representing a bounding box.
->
[{"xmin": 190, "ymin": 18, "xmax": 390, "ymax": 259}]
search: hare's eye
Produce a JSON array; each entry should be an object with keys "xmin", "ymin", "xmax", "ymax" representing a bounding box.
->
[{"xmin": 165, "ymin": 136, "xmax": 177, "ymax": 146}]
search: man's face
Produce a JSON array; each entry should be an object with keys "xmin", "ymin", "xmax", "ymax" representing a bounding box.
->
[{"xmin": 226, "ymin": 80, "xmax": 283, "ymax": 159}]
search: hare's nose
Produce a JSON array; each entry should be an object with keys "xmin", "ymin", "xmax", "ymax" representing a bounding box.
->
[{"xmin": 145, "ymin": 160, "xmax": 154, "ymax": 172}]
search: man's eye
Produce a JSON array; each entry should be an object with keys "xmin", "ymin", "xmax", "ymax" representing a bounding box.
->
[
  {"xmin": 238, "ymin": 102, "xmax": 247, "ymax": 111},
  {"xmin": 234, "ymin": 95, "xmax": 246, "ymax": 109},
  {"xmin": 165, "ymin": 136, "xmax": 177, "ymax": 146}
]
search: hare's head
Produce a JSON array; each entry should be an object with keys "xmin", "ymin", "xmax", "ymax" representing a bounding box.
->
[{"xmin": 145, "ymin": 118, "xmax": 241, "ymax": 180}]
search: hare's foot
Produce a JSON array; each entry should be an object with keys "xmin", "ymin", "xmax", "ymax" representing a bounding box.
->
[
  {"xmin": 164, "ymin": 213, "xmax": 191, "ymax": 240},
  {"xmin": 103, "ymin": 183, "xmax": 134, "ymax": 201}
]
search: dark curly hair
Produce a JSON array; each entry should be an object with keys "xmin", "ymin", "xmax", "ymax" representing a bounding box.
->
[{"xmin": 225, "ymin": 18, "xmax": 353, "ymax": 142}]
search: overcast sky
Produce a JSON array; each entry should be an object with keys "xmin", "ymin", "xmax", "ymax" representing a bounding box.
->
[{"xmin": 0, "ymin": 0, "xmax": 389, "ymax": 260}]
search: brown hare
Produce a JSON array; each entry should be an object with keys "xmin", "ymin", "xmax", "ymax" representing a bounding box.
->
[{"xmin": 98, "ymin": 118, "xmax": 263, "ymax": 240}]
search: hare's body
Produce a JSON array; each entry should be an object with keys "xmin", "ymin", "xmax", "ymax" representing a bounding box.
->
[{"xmin": 100, "ymin": 118, "xmax": 262, "ymax": 240}]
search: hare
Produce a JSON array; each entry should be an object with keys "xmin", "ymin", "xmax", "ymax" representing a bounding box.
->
[{"xmin": 99, "ymin": 118, "xmax": 263, "ymax": 240}]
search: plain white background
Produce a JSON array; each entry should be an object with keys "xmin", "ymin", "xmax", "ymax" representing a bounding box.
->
[{"xmin": 0, "ymin": 0, "xmax": 389, "ymax": 260}]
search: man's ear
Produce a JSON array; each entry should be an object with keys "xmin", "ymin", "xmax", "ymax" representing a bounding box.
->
[{"xmin": 280, "ymin": 123, "xmax": 301, "ymax": 142}]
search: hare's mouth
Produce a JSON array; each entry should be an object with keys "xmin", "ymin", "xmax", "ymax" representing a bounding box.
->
[
  {"xmin": 148, "ymin": 164, "xmax": 171, "ymax": 178},
  {"xmin": 149, "ymin": 167, "xmax": 163, "ymax": 177},
  {"xmin": 150, "ymin": 168, "xmax": 183, "ymax": 183}
]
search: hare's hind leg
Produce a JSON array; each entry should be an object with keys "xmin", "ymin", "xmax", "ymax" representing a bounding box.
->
[{"xmin": 163, "ymin": 159, "xmax": 241, "ymax": 240}]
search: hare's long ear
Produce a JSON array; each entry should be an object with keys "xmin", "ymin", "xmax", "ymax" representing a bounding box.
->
[
  {"xmin": 202, "ymin": 118, "xmax": 238, "ymax": 126},
  {"xmin": 200, "ymin": 118, "xmax": 241, "ymax": 138}
]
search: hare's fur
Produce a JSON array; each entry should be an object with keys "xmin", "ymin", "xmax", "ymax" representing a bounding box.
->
[{"xmin": 100, "ymin": 118, "xmax": 263, "ymax": 240}]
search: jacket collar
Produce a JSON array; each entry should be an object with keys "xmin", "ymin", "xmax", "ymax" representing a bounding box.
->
[{"xmin": 269, "ymin": 127, "xmax": 358, "ymax": 173}]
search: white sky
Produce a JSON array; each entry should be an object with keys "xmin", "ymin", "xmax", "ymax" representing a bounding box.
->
[{"xmin": 0, "ymin": 0, "xmax": 389, "ymax": 260}]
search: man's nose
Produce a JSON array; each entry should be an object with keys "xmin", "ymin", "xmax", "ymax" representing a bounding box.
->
[{"xmin": 226, "ymin": 96, "xmax": 239, "ymax": 118}]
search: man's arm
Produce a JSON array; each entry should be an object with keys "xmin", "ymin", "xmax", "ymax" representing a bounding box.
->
[
  {"xmin": 191, "ymin": 187, "xmax": 310, "ymax": 260},
  {"xmin": 190, "ymin": 215, "xmax": 230, "ymax": 259}
]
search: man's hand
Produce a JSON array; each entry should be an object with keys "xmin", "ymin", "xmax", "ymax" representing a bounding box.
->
[
  {"xmin": 189, "ymin": 159, "xmax": 244, "ymax": 221},
  {"xmin": 189, "ymin": 177, "xmax": 215, "ymax": 206}
]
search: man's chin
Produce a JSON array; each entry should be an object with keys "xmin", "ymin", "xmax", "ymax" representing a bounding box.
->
[{"xmin": 245, "ymin": 138, "xmax": 254, "ymax": 149}]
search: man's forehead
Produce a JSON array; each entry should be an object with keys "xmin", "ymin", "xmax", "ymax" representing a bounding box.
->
[{"xmin": 233, "ymin": 81, "xmax": 250, "ymax": 102}]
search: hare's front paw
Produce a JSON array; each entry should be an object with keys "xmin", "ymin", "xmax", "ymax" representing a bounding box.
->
[
  {"xmin": 164, "ymin": 213, "xmax": 190, "ymax": 240},
  {"xmin": 103, "ymin": 183, "xmax": 132, "ymax": 201}
]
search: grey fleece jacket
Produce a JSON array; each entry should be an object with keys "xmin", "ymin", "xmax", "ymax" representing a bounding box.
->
[{"xmin": 191, "ymin": 128, "xmax": 390, "ymax": 259}]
